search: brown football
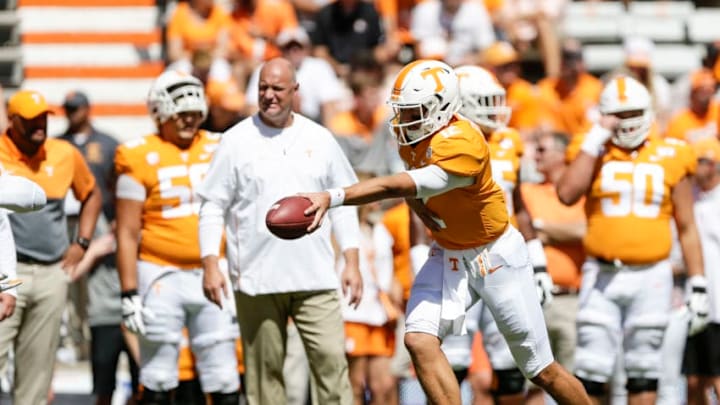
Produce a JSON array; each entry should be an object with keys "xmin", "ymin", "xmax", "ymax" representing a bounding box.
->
[{"xmin": 265, "ymin": 196, "xmax": 315, "ymax": 240}]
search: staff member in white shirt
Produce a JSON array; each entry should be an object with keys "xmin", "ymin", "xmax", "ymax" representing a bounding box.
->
[
  {"xmin": 683, "ymin": 138, "xmax": 720, "ymax": 405},
  {"xmin": 197, "ymin": 57, "xmax": 363, "ymax": 405}
]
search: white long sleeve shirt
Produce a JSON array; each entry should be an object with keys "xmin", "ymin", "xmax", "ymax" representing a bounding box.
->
[
  {"xmin": 197, "ymin": 113, "xmax": 360, "ymax": 295},
  {"xmin": 0, "ymin": 211, "xmax": 17, "ymax": 298},
  {"xmin": 695, "ymin": 183, "xmax": 720, "ymax": 323}
]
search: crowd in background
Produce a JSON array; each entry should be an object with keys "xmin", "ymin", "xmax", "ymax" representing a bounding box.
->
[{"xmin": 1, "ymin": 0, "xmax": 720, "ymax": 404}]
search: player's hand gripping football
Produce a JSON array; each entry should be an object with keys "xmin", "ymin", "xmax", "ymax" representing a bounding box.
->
[{"xmin": 301, "ymin": 192, "xmax": 331, "ymax": 232}]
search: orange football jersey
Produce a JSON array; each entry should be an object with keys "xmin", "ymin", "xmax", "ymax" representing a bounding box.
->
[
  {"xmin": 115, "ymin": 131, "xmax": 221, "ymax": 269},
  {"xmin": 566, "ymin": 136, "xmax": 696, "ymax": 264},
  {"xmin": 487, "ymin": 127, "xmax": 524, "ymax": 216},
  {"xmin": 398, "ymin": 117, "xmax": 509, "ymax": 250}
]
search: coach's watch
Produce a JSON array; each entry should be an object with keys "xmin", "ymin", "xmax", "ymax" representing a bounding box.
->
[{"xmin": 75, "ymin": 236, "xmax": 91, "ymax": 251}]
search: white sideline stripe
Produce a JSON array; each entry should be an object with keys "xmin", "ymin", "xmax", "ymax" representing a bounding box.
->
[
  {"xmin": 19, "ymin": 7, "xmax": 158, "ymax": 33},
  {"xmin": 22, "ymin": 44, "xmax": 162, "ymax": 67},
  {"xmin": 50, "ymin": 116, "xmax": 156, "ymax": 142},
  {"xmin": 23, "ymin": 78, "xmax": 154, "ymax": 105}
]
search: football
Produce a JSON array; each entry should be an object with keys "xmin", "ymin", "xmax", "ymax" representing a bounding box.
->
[{"xmin": 265, "ymin": 196, "xmax": 315, "ymax": 240}]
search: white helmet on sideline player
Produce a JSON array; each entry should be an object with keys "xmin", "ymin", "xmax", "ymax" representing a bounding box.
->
[
  {"xmin": 147, "ymin": 70, "xmax": 208, "ymax": 124},
  {"xmin": 455, "ymin": 65, "xmax": 511, "ymax": 131},
  {"xmin": 388, "ymin": 59, "xmax": 461, "ymax": 145},
  {"xmin": 600, "ymin": 75, "xmax": 652, "ymax": 149}
]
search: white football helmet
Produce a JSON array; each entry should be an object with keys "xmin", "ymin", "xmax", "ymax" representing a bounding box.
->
[
  {"xmin": 147, "ymin": 70, "xmax": 208, "ymax": 124},
  {"xmin": 599, "ymin": 75, "xmax": 652, "ymax": 149},
  {"xmin": 388, "ymin": 59, "xmax": 461, "ymax": 145},
  {"xmin": 455, "ymin": 65, "xmax": 511, "ymax": 131}
]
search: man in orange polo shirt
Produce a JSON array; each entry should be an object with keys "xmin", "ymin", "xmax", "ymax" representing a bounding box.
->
[
  {"xmin": 0, "ymin": 89, "xmax": 102, "ymax": 405},
  {"xmin": 522, "ymin": 132, "xmax": 585, "ymax": 375},
  {"xmin": 664, "ymin": 68, "xmax": 718, "ymax": 143}
]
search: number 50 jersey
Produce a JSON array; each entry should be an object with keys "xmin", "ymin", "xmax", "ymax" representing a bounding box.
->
[
  {"xmin": 115, "ymin": 131, "xmax": 221, "ymax": 269},
  {"xmin": 567, "ymin": 136, "xmax": 696, "ymax": 264}
]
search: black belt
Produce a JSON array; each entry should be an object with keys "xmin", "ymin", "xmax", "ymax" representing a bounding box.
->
[
  {"xmin": 595, "ymin": 257, "xmax": 650, "ymax": 269},
  {"xmin": 16, "ymin": 253, "xmax": 59, "ymax": 265},
  {"xmin": 552, "ymin": 286, "xmax": 579, "ymax": 296}
]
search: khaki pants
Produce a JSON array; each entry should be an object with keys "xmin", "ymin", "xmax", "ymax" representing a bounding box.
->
[
  {"xmin": 0, "ymin": 261, "xmax": 69, "ymax": 405},
  {"xmin": 543, "ymin": 293, "xmax": 579, "ymax": 371},
  {"xmin": 235, "ymin": 289, "xmax": 352, "ymax": 405}
]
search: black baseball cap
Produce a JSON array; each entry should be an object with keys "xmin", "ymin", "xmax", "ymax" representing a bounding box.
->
[{"xmin": 62, "ymin": 91, "xmax": 90, "ymax": 109}]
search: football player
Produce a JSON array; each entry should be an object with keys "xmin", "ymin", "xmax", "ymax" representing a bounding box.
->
[
  {"xmin": 115, "ymin": 70, "xmax": 240, "ymax": 405},
  {"xmin": 557, "ymin": 75, "xmax": 708, "ymax": 405},
  {"xmin": 454, "ymin": 64, "xmax": 553, "ymax": 403},
  {"xmin": 300, "ymin": 59, "xmax": 591, "ymax": 405}
]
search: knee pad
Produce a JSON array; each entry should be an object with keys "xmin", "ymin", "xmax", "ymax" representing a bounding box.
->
[
  {"xmin": 140, "ymin": 388, "xmax": 172, "ymax": 405},
  {"xmin": 576, "ymin": 376, "xmax": 607, "ymax": 397},
  {"xmin": 626, "ymin": 378, "xmax": 658, "ymax": 393},
  {"xmin": 210, "ymin": 391, "xmax": 240, "ymax": 405},
  {"xmin": 490, "ymin": 368, "xmax": 525, "ymax": 396}
]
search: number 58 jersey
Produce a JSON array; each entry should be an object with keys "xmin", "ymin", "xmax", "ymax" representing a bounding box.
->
[
  {"xmin": 115, "ymin": 131, "xmax": 221, "ymax": 269},
  {"xmin": 567, "ymin": 136, "xmax": 696, "ymax": 264}
]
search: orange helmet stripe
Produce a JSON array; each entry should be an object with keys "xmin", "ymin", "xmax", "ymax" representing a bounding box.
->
[
  {"xmin": 616, "ymin": 76, "xmax": 627, "ymax": 103},
  {"xmin": 391, "ymin": 60, "xmax": 427, "ymax": 99}
]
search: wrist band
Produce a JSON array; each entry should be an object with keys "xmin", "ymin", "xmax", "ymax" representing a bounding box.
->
[{"xmin": 327, "ymin": 188, "xmax": 345, "ymax": 208}]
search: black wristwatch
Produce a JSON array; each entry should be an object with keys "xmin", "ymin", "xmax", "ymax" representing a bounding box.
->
[{"xmin": 75, "ymin": 236, "xmax": 91, "ymax": 251}]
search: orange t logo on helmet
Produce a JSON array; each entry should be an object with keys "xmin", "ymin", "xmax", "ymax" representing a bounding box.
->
[
  {"xmin": 421, "ymin": 67, "xmax": 446, "ymax": 92},
  {"xmin": 616, "ymin": 76, "xmax": 627, "ymax": 103}
]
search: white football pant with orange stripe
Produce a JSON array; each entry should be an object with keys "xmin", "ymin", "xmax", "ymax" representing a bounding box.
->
[
  {"xmin": 136, "ymin": 260, "xmax": 239, "ymax": 393},
  {"xmin": 405, "ymin": 225, "xmax": 554, "ymax": 379},
  {"xmin": 574, "ymin": 259, "xmax": 672, "ymax": 383}
]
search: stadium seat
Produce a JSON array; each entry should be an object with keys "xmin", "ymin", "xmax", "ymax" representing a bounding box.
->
[
  {"xmin": 628, "ymin": 1, "xmax": 695, "ymax": 19},
  {"xmin": 620, "ymin": 15, "xmax": 686, "ymax": 43},
  {"xmin": 687, "ymin": 9, "xmax": 720, "ymax": 43},
  {"xmin": 562, "ymin": 1, "xmax": 625, "ymax": 42},
  {"xmin": 583, "ymin": 44, "xmax": 704, "ymax": 79}
]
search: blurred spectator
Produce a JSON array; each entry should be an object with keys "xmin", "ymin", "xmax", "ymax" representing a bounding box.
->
[
  {"xmin": 57, "ymin": 91, "xmax": 140, "ymax": 405},
  {"xmin": 228, "ymin": 0, "xmax": 298, "ymax": 65},
  {"xmin": 481, "ymin": 41, "xmax": 540, "ymax": 138},
  {"xmin": 312, "ymin": 0, "xmax": 386, "ymax": 78},
  {"xmin": 0, "ymin": 90, "xmax": 101, "ymax": 405},
  {"xmin": 492, "ymin": 0, "xmax": 565, "ymax": 78},
  {"xmin": 410, "ymin": 0, "xmax": 495, "ymax": 66},
  {"xmin": 203, "ymin": 80, "xmax": 246, "ymax": 132},
  {"xmin": 330, "ymin": 72, "xmax": 401, "ymax": 176},
  {"xmin": 246, "ymin": 27, "xmax": 345, "ymax": 126},
  {"xmin": 684, "ymin": 138, "xmax": 720, "ymax": 405},
  {"xmin": 342, "ymin": 200, "xmax": 399, "ymax": 405},
  {"xmin": 664, "ymin": 69, "xmax": 718, "ymax": 143},
  {"xmin": 522, "ymin": 130, "xmax": 584, "ymax": 376},
  {"xmin": 536, "ymin": 39, "xmax": 602, "ymax": 136},
  {"xmin": 165, "ymin": 0, "xmax": 233, "ymax": 83},
  {"xmin": 59, "ymin": 92, "xmax": 117, "ymax": 222},
  {"xmin": 670, "ymin": 41, "xmax": 720, "ymax": 114}
]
